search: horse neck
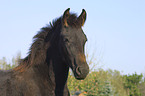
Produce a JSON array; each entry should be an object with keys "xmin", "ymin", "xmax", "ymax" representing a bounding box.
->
[
  {"xmin": 44, "ymin": 45, "xmax": 70, "ymax": 94},
  {"xmin": 47, "ymin": 44, "xmax": 69, "ymax": 80}
]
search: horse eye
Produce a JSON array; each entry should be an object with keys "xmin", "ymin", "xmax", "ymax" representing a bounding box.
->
[{"xmin": 64, "ymin": 38, "xmax": 69, "ymax": 42}]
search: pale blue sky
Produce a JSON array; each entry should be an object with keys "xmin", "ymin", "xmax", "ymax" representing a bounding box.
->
[{"xmin": 0, "ymin": 0, "xmax": 145, "ymax": 75}]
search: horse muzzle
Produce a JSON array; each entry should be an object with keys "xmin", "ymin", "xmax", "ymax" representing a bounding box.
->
[{"xmin": 74, "ymin": 65, "xmax": 89, "ymax": 80}]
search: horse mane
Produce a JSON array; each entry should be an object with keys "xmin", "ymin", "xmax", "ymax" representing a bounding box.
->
[{"xmin": 14, "ymin": 13, "xmax": 78, "ymax": 72}]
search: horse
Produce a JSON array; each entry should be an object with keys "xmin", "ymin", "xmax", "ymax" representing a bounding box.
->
[{"xmin": 0, "ymin": 8, "xmax": 89, "ymax": 96}]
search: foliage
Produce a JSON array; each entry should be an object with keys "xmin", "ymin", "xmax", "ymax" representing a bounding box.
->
[
  {"xmin": 123, "ymin": 73, "xmax": 143, "ymax": 96},
  {"xmin": 0, "ymin": 53, "xmax": 20, "ymax": 70},
  {"xmin": 68, "ymin": 69, "xmax": 127, "ymax": 96},
  {"xmin": 138, "ymin": 79, "xmax": 145, "ymax": 96}
]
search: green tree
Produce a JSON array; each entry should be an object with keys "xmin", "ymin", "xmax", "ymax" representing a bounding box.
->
[
  {"xmin": 138, "ymin": 77, "xmax": 145, "ymax": 96},
  {"xmin": 0, "ymin": 52, "xmax": 20, "ymax": 70},
  {"xmin": 123, "ymin": 73, "xmax": 143, "ymax": 96},
  {"xmin": 68, "ymin": 69, "xmax": 127, "ymax": 96}
]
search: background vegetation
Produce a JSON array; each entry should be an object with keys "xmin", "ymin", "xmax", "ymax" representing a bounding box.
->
[{"xmin": 0, "ymin": 53, "xmax": 145, "ymax": 96}]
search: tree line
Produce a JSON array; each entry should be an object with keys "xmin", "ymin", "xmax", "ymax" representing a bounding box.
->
[{"xmin": 0, "ymin": 53, "xmax": 145, "ymax": 96}]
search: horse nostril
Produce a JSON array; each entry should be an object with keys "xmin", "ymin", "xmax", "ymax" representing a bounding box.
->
[
  {"xmin": 74, "ymin": 66, "xmax": 89, "ymax": 80},
  {"xmin": 76, "ymin": 67, "xmax": 81, "ymax": 76},
  {"xmin": 76, "ymin": 66, "xmax": 89, "ymax": 76}
]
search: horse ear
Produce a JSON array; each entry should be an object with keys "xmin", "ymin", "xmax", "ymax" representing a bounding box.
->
[
  {"xmin": 77, "ymin": 9, "xmax": 87, "ymax": 27},
  {"xmin": 62, "ymin": 8, "xmax": 70, "ymax": 27}
]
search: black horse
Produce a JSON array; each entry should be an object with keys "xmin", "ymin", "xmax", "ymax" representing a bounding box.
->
[{"xmin": 0, "ymin": 8, "xmax": 89, "ymax": 96}]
